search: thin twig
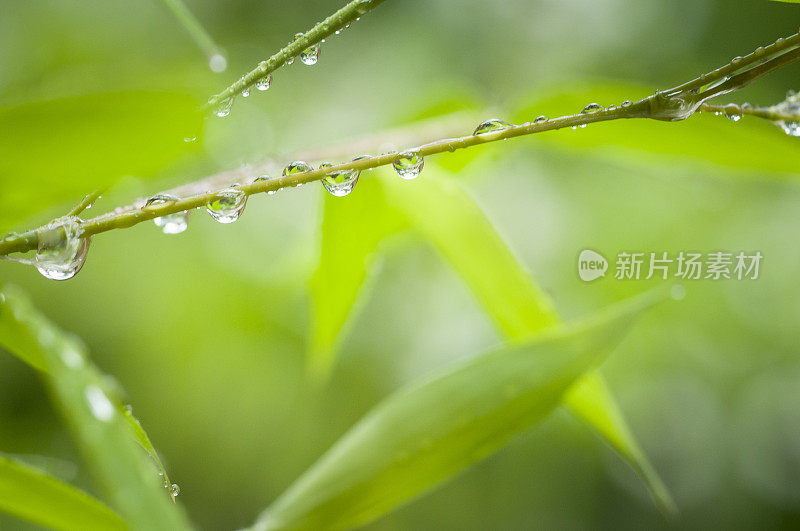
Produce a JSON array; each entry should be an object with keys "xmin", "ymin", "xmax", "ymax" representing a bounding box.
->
[
  {"xmin": 2, "ymin": 30, "xmax": 800, "ymax": 258},
  {"xmin": 67, "ymin": 189, "xmax": 105, "ymax": 217},
  {"xmin": 698, "ymin": 103, "xmax": 800, "ymax": 122},
  {"xmin": 204, "ymin": 0, "xmax": 388, "ymax": 110}
]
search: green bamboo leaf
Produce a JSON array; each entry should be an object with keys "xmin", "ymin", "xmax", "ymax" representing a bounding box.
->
[
  {"xmin": 0, "ymin": 285, "xmax": 192, "ymax": 530},
  {"xmin": 308, "ymin": 176, "xmax": 408, "ymax": 377},
  {"xmin": 254, "ymin": 289, "xmax": 666, "ymax": 531},
  {"xmin": 0, "ymin": 288, "xmax": 178, "ymax": 505},
  {"xmin": 0, "ymin": 454, "xmax": 125, "ymax": 531},
  {"xmin": 0, "ymin": 91, "xmax": 203, "ymax": 232},
  {"xmin": 381, "ymin": 168, "xmax": 676, "ymax": 516},
  {"xmin": 511, "ymin": 83, "xmax": 800, "ymax": 177}
]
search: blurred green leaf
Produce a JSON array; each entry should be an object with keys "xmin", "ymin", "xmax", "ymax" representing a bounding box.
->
[
  {"xmin": 382, "ymin": 168, "xmax": 676, "ymax": 516},
  {"xmin": 0, "ymin": 91, "xmax": 203, "ymax": 232},
  {"xmin": 0, "ymin": 454, "xmax": 125, "ymax": 531},
  {"xmin": 0, "ymin": 285, "xmax": 192, "ymax": 530},
  {"xmin": 255, "ymin": 290, "xmax": 664, "ymax": 531},
  {"xmin": 308, "ymin": 167, "xmax": 675, "ymax": 514},
  {"xmin": 308, "ymin": 176, "xmax": 408, "ymax": 377},
  {"xmin": 512, "ymin": 83, "xmax": 800, "ymax": 176}
]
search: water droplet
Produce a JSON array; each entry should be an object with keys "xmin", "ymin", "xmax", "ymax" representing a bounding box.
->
[
  {"xmin": 283, "ymin": 161, "xmax": 313, "ymax": 178},
  {"xmin": 61, "ymin": 347, "xmax": 84, "ymax": 369},
  {"xmin": 571, "ymin": 126, "xmax": 578, "ymax": 130},
  {"xmin": 206, "ymin": 188, "xmax": 247, "ymax": 223},
  {"xmin": 214, "ymin": 97, "xmax": 234, "ymax": 118},
  {"xmin": 208, "ymin": 53, "xmax": 228, "ymax": 73},
  {"xmin": 170, "ymin": 484, "xmax": 180, "ymax": 497},
  {"xmin": 621, "ymin": 100, "xmax": 632, "ymax": 107},
  {"xmin": 256, "ymin": 75, "xmax": 272, "ymax": 91},
  {"xmin": 770, "ymin": 91, "xmax": 800, "ymax": 136},
  {"xmin": 392, "ymin": 150, "xmax": 424, "ymax": 180},
  {"xmin": 144, "ymin": 194, "xmax": 188, "ymax": 234},
  {"xmin": 579, "ymin": 124, "xmax": 587, "ymax": 129},
  {"xmin": 85, "ymin": 385, "xmax": 115, "ymax": 422},
  {"xmin": 183, "ymin": 136, "xmax": 197, "ymax": 143},
  {"xmin": 534, "ymin": 115, "xmax": 547, "ymax": 123},
  {"xmin": 723, "ymin": 104, "xmax": 742, "ymax": 122},
  {"xmin": 473, "ymin": 119, "xmax": 511, "ymax": 135},
  {"xmin": 286, "ymin": 56, "xmax": 295, "ymax": 65},
  {"xmin": 241, "ymin": 88, "xmax": 250, "ymax": 98},
  {"xmin": 581, "ymin": 103, "xmax": 604, "ymax": 114},
  {"xmin": 335, "ymin": 29, "xmax": 341, "ymax": 35},
  {"xmin": 300, "ymin": 44, "xmax": 320, "ymax": 65},
  {"xmin": 321, "ymin": 162, "xmax": 359, "ymax": 197},
  {"xmin": 650, "ymin": 92, "xmax": 701, "ymax": 121},
  {"xmin": 35, "ymin": 218, "xmax": 90, "ymax": 281}
]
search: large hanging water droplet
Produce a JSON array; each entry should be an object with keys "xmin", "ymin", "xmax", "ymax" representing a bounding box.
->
[
  {"xmin": 256, "ymin": 75, "xmax": 272, "ymax": 91},
  {"xmin": 34, "ymin": 218, "xmax": 90, "ymax": 281},
  {"xmin": 581, "ymin": 103, "xmax": 604, "ymax": 114},
  {"xmin": 144, "ymin": 194, "xmax": 188, "ymax": 234},
  {"xmin": 320, "ymin": 162, "xmax": 359, "ymax": 197},
  {"xmin": 300, "ymin": 44, "xmax": 320, "ymax": 65},
  {"xmin": 85, "ymin": 385, "xmax": 115, "ymax": 422},
  {"xmin": 206, "ymin": 188, "xmax": 247, "ymax": 223},
  {"xmin": 473, "ymin": 119, "xmax": 511, "ymax": 135},
  {"xmin": 170, "ymin": 484, "xmax": 181, "ymax": 497},
  {"xmin": 392, "ymin": 150, "xmax": 424, "ymax": 180},
  {"xmin": 241, "ymin": 88, "xmax": 250, "ymax": 98},
  {"xmin": 214, "ymin": 97, "xmax": 234, "ymax": 117}
]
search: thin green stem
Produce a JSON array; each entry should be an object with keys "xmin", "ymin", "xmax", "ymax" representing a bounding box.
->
[
  {"xmin": 2, "ymin": 29, "xmax": 800, "ymax": 258},
  {"xmin": 158, "ymin": 0, "xmax": 226, "ymax": 70},
  {"xmin": 698, "ymin": 102, "xmax": 800, "ymax": 122},
  {"xmin": 67, "ymin": 189, "xmax": 105, "ymax": 218},
  {"xmin": 664, "ymin": 31, "xmax": 800, "ymax": 96},
  {"xmin": 204, "ymin": 0, "xmax": 388, "ymax": 110}
]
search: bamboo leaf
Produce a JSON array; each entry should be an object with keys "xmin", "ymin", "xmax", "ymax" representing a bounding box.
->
[
  {"xmin": 381, "ymin": 168, "xmax": 677, "ymax": 516},
  {"xmin": 308, "ymin": 176, "xmax": 408, "ymax": 377},
  {"xmin": 254, "ymin": 289, "xmax": 666, "ymax": 531},
  {"xmin": 0, "ymin": 91, "xmax": 203, "ymax": 232},
  {"xmin": 0, "ymin": 285, "xmax": 192, "ymax": 530},
  {"xmin": 0, "ymin": 454, "xmax": 125, "ymax": 531}
]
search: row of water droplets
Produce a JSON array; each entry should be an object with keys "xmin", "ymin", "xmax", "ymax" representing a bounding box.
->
[{"xmin": 213, "ymin": 13, "xmax": 368, "ymax": 118}]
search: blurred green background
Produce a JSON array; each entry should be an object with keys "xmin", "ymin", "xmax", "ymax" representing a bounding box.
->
[{"xmin": 2, "ymin": 0, "xmax": 800, "ymax": 529}]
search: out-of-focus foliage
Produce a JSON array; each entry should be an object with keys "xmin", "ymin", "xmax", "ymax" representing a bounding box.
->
[
  {"xmin": 1, "ymin": 0, "xmax": 800, "ymax": 530},
  {"xmin": 0, "ymin": 454, "xmax": 124, "ymax": 531},
  {"xmin": 257, "ymin": 290, "xmax": 663, "ymax": 530},
  {"xmin": 0, "ymin": 92, "xmax": 202, "ymax": 233},
  {"xmin": 0, "ymin": 286, "xmax": 191, "ymax": 530}
]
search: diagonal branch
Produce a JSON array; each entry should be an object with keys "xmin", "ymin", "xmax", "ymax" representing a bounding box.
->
[
  {"xmin": 204, "ymin": 0, "xmax": 388, "ymax": 110},
  {"xmin": 2, "ymin": 30, "xmax": 800, "ymax": 259}
]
